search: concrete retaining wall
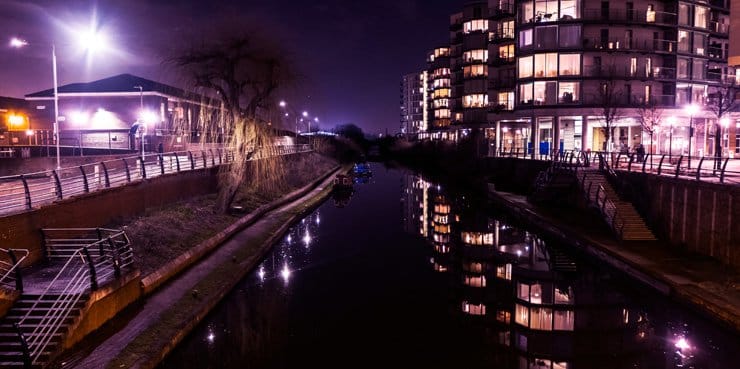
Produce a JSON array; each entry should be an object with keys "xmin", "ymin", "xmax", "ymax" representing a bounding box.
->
[
  {"xmin": 0, "ymin": 168, "xmax": 219, "ymax": 265},
  {"xmin": 623, "ymin": 172, "xmax": 740, "ymax": 268}
]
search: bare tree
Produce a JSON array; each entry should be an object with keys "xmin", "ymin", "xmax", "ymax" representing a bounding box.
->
[
  {"xmin": 635, "ymin": 98, "xmax": 663, "ymax": 159},
  {"xmin": 170, "ymin": 28, "xmax": 297, "ymax": 213},
  {"xmin": 594, "ymin": 74, "xmax": 624, "ymax": 152},
  {"xmin": 706, "ymin": 79, "xmax": 738, "ymax": 171}
]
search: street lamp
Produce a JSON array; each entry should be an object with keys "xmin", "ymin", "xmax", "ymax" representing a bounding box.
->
[
  {"xmin": 685, "ymin": 104, "xmax": 699, "ymax": 168},
  {"xmin": 10, "ymin": 30, "xmax": 108, "ymax": 170}
]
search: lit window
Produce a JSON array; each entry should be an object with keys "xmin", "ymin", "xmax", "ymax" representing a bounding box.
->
[
  {"xmin": 463, "ymin": 49, "xmax": 488, "ymax": 63},
  {"xmin": 560, "ymin": 0, "xmax": 580, "ymax": 19},
  {"xmin": 515, "ymin": 304, "xmax": 529, "ymax": 326},
  {"xmin": 498, "ymin": 45, "xmax": 515, "ymax": 61},
  {"xmin": 535, "ymin": 0, "xmax": 559, "ymax": 22},
  {"xmin": 501, "ymin": 20, "xmax": 515, "ymax": 38},
  {"xmin": 695, "ymin": 6, "xmax": 708, "ymax": 28},
  {"xmin": 530, "ymin": 283, "xmax": 543, "ymax": 304},
  {"xmin": 646, "ymin": 5, "xmax": 656, "ymax": 22},
  {"xmin": 519, "ymin": 82, "xmax": 534, "ymax": 104},
  {"xmin": 534, "ymin": 81, "xmax": 556, "ymax": 105},
  {"xmin": 517, "ymin": 283, "xmax": 530, "ymax": 301},
  {"xmin": 554, "ymin": 310, "xmax": 575, "ymax": 330},
  {"xmin": 554, "ymin": 287, "xmax": 573, "ymax": 304},
  {"xmin": 464, "ymin": 275, "xmax": 487, "ymax": 287},
  {"xmin": 433, "ymin": 89, "xmax": 451, "ymax": 98},
  {"xmin": 496, "ymin": 263, "xmax": 512, "ymax": 280},
  {"xmin": 558, "ymin": 54, "xmax": 580, "ymax": 76},
  {"xmin": 463, "ymin": 94, "xmax": 488, "ymax": 108},
  {"xmin": 464, "ymin": 65, "xmax": 487, "ymax": 78},
  {"xmin": 518, "ymin": 56, "xmax": 533, "ymax": 78},
  {"xmin": 678, "ymin": 30, "xmax": 690, "ymax": 53},
  {"xmin": 530, "ymin": 307, "xmax": 553, "ymax": 330},
  {"xmin": 497, "ymin": 310, "xmax": 511, "ymax": 323},
  {"xmin": 558, "ymin": 82, "xmax": 580, "ymax": 103},
  {"xmin": 497, "ymin": 92, "xmax": 514, "ymax": 110},
  {"xmin": 534, "ymin": 53, "xmax": 557, "ymax": 77},
  {"xmin": 463, "ymin": 19, "xmax": 489, "ymax": 33},
  {"xmin": 462, "ymin": 301, "xmax": 487, "ymax": 315},
  {"xmin": 519, "ymin": 29, "xmax": 533, "ymax": 48}
]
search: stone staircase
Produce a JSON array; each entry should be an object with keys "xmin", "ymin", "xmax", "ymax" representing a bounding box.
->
[
  {"xmin": 580, "ymin": 170, "xmax": 657, "ymax": 241},
  {"xmin": 0, "ymin": 293, "xmax": 88, "ymax": 368}
]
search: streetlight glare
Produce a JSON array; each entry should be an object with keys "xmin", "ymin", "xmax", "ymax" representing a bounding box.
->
[
  {"xmin": 9, "ymin": 37, "xmax": 28, "ymax": 48},
  {"xmin": 279, "ymin": 101, "xmax": 286, "ymax": 107},
  {"xmin": 684, "ymin": 104, "xmax": 699, "ymax": 116},
  {"xmin": 302, "ymin": 111, "xmax": 308, "ymax": 117},
  {"xmin": 77, "ymin": 29, "xmax": 108, "ymax": 53}
]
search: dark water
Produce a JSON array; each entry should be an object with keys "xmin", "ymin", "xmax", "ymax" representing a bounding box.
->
[{"xmin": 159, "ymin": 165, "xmax": 740, "ymax": 369}]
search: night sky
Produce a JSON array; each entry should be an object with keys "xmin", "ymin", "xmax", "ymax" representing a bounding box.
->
[{"xmin": 0, "ymin": 0, "xmax": 461, "ymax": 134}]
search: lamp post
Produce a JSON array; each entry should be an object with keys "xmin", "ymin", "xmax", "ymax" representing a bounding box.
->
[
  {"xmin": 685, "ymin": 104, "xmax": 699, "ymax": 168},
  {"xmin": 134, "ymin": 86, "xmax": 144, "ymax": 158}
]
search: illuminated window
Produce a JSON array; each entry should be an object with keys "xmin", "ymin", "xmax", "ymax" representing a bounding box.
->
[
  {"xmin": 501, "ymin": 20, "xmax": 515, "ymax": 38},
  {"xmin": 534, "ymin": 53, "xmax": 557, "ymax": 77},
  {"xmin": 434, "ymin": 48, "xmax": 450, "ymax": 58},
  {"xmin": 497, "ymin": 310, "xmax": 511, "ymax": 323},
  {"xmin": 464, "ymin": 275, "xmax": 487, "ymax": 287},
  {"xmin": 521, "ymin": 2, "xmax": 534, "ymax": 23},
  {"xmin": 554, "ymin": 287, "xmax": 573, "ymax": 304},
  {"xmin": 519, "ymin": 82, "xmax": 534, "ymax": 104},
  {"xmin": 433, "ymin": 68, "xmax": 450, "ymax": 78},
  {"xmin": 498, "ymin": 45, "xmax": 515, "ymax": 61},
  {"xmin": 463, "ymin": 49, "xmax": 488, "ymax": 63},
  {"xmin": 434, "ymin": 109, "xmax": 451, "ymax": 118},
  {"xmin": 433, "ymin": 79, "xmax": 450, "ymax": 88},
  {"xmin": 435, "ymin": 204, "xmax": 450, "ymax": 214},
  {"xmin": 464, "ymin": 65, "xmax": 487, "ymax": 78},
  {"xmin": 496, "ymin": 263, "xmax": 512, "ymax": 280},
  {"xmin": 530, "ymin": 307, "xmax": 553, "ymax": 330},
  {"xmin": 558, "ymin": 82, "xmax": 580, "ymax": 103},
  {"xmin": 678, "ymin": 3, "xmax": 690, "ymax": 25},
  {"xmin": 695, "ymin": 6, "xmax": 708, "ymax": 28},
  {"xmin": 678, "ymin": 30, "xmax": 690, "ymax": 53},
  {"xmin": 518, "ymin": 283, "xmax": 530, "ymax": 301},
  {"xmin": 646, "ymin": 4, "xmax": 655, "ymax": 22},
  {"xmin": 462, "ymin": 301, "xmax": 487, "ymax": 315},
  {"xmin": 464, "ymin": 262, "xmax": 484, "ymax": 273},
  {"xmin": 560, "ymin": 0, "xmax": 579, "ymax": 19},
  {"xmin": 433, "ymin": 99, "xmax": 449, "ymax": 108},
  {"xmin": 433, "ymin": 89, "xmax": 451, "ymax": 98},
  {"xmin": 535, "ymin": 0, "xmax": 559, "ymax": 22},
  {"xmin": 518, "ymin": 56, "xmax": 533, "ymax": 78},
  {"xmin": 519, "ymin": 29, "xmax": 533, "ymax": 48},
  {"xmin": 694, "ymin": 33, "xmax": 707, "ymax": 56},
  {"xmin": 463, "ymin": 94, "xmax": 488, "ymax": 108},
  {"xmin": 515, "ymin": 304, "xmax": 529, "ymax": 326},
  {"xmin": 497, "ymin": 92, "xmax": 514, "ymax": 110},
  {"xmin": 530, "ymin": 283, "xmax": 543, "ymax": 304},
  {"xmin": 557, "ymin": 54, "xmax": 580, "ymax": 76},
  {"xmin": 464, "ymin": 19, "xmax": 489, "ymax": 33},
  {"xmin": 554, "ymin": 310, "xmax": 574, "ymax": 330},
  {"xmin": 534, "ymin": 81, "xmax": 556, "ymax": 105}
]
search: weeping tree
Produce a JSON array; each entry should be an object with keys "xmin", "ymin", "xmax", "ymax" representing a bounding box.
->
[
  {"xmin": 635, "ymin": 98, "xmax": 663, "ymax": 159},
  {"xmin": 706, "ymin": 80, "xmax": 737, "ymax": 171},
  {"xmin": 170, "ymin": 29, "xmax": 297, "ymax": 213}
]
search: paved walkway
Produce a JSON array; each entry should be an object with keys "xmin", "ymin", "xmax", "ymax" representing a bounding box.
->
[
  {"xmin": 61, "ymin": 172, "xmax": 336, "ymax": 369},
  {"xmin": 491, "ymin": 190, "xmax": 740, "ymax": 332}
]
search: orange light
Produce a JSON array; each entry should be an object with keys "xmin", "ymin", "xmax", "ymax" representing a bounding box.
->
[{"xmin": 8, "ymin": 114, "xmax": 25, "ymax": 126}]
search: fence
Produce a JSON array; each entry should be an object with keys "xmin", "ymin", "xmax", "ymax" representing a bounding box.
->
[{"xmin": 0, "ymin": 144, "xmax": 311, "ymax": 216}]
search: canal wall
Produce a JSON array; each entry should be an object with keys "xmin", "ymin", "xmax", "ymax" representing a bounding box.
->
[
  {"xmin": 482, "ymin": 157, "xmax": 549, "ymax": 193},
  {"xmin": 620, "ymin": 172, "xmax": 740, "ymax": 268}
]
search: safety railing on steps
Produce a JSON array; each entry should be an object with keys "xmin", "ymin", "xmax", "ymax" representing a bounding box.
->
[
  {"xmin": 0, "ymin": 144, "xmax": 311, "ymax": 217},
  {"xmin": 0, "ymin": 248, "xmax": 29, "ymax": 291},
  {"xmin": 16, "ymin": 228, "xmax": 133, "ymax": 367}
]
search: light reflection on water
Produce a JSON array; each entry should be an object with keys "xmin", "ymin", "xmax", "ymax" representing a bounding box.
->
[{"xmin": 159, "ymin": 166, "xmax": 739, "ymax": 369}]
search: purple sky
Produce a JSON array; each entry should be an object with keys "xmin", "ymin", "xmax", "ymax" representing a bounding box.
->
[{"xmin": 0, "ymin": 0, "xmax": 460, "ymax": 134}]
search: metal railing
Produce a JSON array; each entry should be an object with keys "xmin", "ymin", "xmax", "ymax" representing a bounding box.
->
[
  {"xmin": 0, "ymin": 248, "xmax": 29, "ymax": 291},
  {"xmin": 17, "ymin": 228, "xmax": 133, "ymax": 366},
  {"xmin": 492, "ymin": 148, "xmax": 740, "ymax": 185},
  {"xmin": 0, "ymin": 144, "xmax": 311, "ymax": 216}
]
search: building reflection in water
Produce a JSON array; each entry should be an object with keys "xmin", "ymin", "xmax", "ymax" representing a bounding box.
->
[{"xmin": 401, "ymin": 173, "xmax": 736, "ymax": 369}]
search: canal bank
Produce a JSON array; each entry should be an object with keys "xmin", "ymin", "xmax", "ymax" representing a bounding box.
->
[
  {"xmin": 487, "ymin": 188, "xmax": 740, "ymax": 333},
  {"xmin": 63, "ymin": 165, "xmax": 345, "ymax": 369}
]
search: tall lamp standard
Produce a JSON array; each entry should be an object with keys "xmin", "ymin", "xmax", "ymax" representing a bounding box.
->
[
  {"xmin": 685, "ymin": 104, "xmax": 699, "ymax": 169},
  {"xmin": 10, "ymin": 31, "xmax": 107, "ymax": 170}
]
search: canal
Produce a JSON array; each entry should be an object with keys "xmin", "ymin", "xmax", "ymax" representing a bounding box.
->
[{"xmin": 159, "ymin": 164, "xmax": 740, "ymax": 369}]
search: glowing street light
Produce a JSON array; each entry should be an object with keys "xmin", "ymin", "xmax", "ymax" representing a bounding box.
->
[{"xmin": 10, "ymin": 28, "xmax": 109, "ymax": 169}]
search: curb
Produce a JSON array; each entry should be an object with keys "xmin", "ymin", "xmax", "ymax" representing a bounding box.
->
[{"xmin": 139, "ymin": 165, "xmax": 343, "ymax": 295}]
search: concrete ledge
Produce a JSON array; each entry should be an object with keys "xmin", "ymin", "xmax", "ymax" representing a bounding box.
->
[
  {"xmin": 64, "ymin": 270, "xmax": 142, "ymax": 350},
  {"xmin": 139, "ymin": 165, "xmax": 343, "ymax": 295}
]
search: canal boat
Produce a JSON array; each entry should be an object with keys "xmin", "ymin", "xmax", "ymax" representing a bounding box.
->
[
  {"xmin": 333, "ymin": 173, "xmax": 353, "ymax": 188},
  {"xmin": 353, "ymin": 162, "xmax": 372, "ymax": 177}
]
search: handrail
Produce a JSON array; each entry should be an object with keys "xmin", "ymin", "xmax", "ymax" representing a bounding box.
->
[
  {"xmin": 0, "ymin": 248, "xmax": 29, "ymax": 291},
  {"xmin": 18, "ymin": 228, "xmax": 133, "ymax": 365},
  {"xmin": 0, "ymin": 144, "xmax": 312, "ymax": 217}
]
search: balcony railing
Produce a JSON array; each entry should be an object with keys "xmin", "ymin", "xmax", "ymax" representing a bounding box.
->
[
  {"xmin": 489, "ymin": 31, "xmax": 515, "ymax": 42},
  {"xmin": 583, "ymin": 38, "xmax": 675, "ymax": 53},
  {"xmin": 489, "ymin": 2, "xmax": 515, "ymax": 17},
  {"xmin": 708, "ymin": 46, "xmax": 728, "ymax": 60},
  {"xmin": 582, "ymin": 65, "xmax": 676, "ymax": 80},
  {"xmin": 709, "ymin": 21, "xmax": 729, "ymax": 34},
  {"xmin": 581, "ymin": 9, "xmax": 677, "ymax": 24}
]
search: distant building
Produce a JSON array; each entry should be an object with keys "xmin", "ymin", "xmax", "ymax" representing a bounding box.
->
[
  {"xmin": 24, "ymin": 73, "xmax": 221, "ymax": 153},
  {"xmin": 400, "ymin": 72, "xmax": 429, "ymax": 138}
]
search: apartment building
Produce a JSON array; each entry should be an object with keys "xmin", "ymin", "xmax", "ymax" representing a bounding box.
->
[
  {"xmin": 400, "ymin": 72, "xmax": 429, "ymax": 137},
  {"xmin": 414, "ymin": 0, "xmax": 736, "ymax": 157}
]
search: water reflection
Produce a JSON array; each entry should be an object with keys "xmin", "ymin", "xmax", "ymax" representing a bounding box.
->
[{"xmin": 402, "ymin": 173, "xmax": 739, "ymax": 369}]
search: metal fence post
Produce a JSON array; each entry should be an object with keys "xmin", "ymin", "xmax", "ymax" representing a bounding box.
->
[
  {"xmin": 175, "ymin": 152, "xmax": 181, "ymax": 172},
  {"xmin": 107, "ymin": 237, "xmax": 121, "ymax": 278},
  {"xmin": 122, "ymin": 158, "xmax": 131, "ymax": 183},
  {"xmin": 720, "ymin": 158, "xmax": 730, "ymax": 183},
  {"xmin": 657, "ymin": 155, "xmax": 666, "ymax": 175},
  {"xmin": 82, "ymin": 247, "xmax": 98, "ymax": 291},
  {"xmin": 696, "ymin": 157, "xmax": 705, "ymax": 181},
  {"xmin": 217, "ymin": 148, "xmax": 223, "ymax": 165},
  {"xmin": 209, "ymin": 149, "xmax": 216, "ymax": 167},
  {"xmin": 79, "ymin": 166, "xmax": 89, "ymax": 193},
  {"xmin": 158, "ymin": 154, "xmax": 165, "ymax": 175},
  {"xmin": 139, "ymin": 157, "xmax": 147, "ymax": 179},
  {"xmin": 202, "ymin": 151, "xmax": 207, "ymax": 168},
  {"xmin": 188, "ymin": 151, "xmax": 195, "ymax": 170},
  {"xmin": 7, "ymin": 249, "xmax": 22, "ymax": 291},
  {"xmin": 100, "ymin": 162, "xmax": 111, "ymax": 187},
  {"xmin": 675, "ymin": 156, "xmax": 683, "ymax": 179},
  {"xmin": 12, "ymin": 322, "xmax": 31, "ymax": 369},
  {"xmin": 51, "ymin": 170, "xmax": 63, "ymax": 200},
  {"xmin": 19, "ymin": 175, "xmax": 32, "ymax": 210}
]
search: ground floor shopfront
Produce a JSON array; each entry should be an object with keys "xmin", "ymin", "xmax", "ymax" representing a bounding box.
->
[{"xmin": 419, "ymin": 109, "xmax": 740, "ymax": 159}]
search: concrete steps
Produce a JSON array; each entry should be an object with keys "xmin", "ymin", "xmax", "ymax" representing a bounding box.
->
[{"xmin": 0, "ymin": 293, "xmax": 88, "ymax": 368}]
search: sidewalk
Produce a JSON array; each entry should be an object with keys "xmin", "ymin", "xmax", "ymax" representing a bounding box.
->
[
  {"xmin": 489, "ymin": 189, "xmax": 740, "ymax": 333},
  {"xmin": 62, "ymin": 169, "xmax": 339, "ymax": 369}
]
